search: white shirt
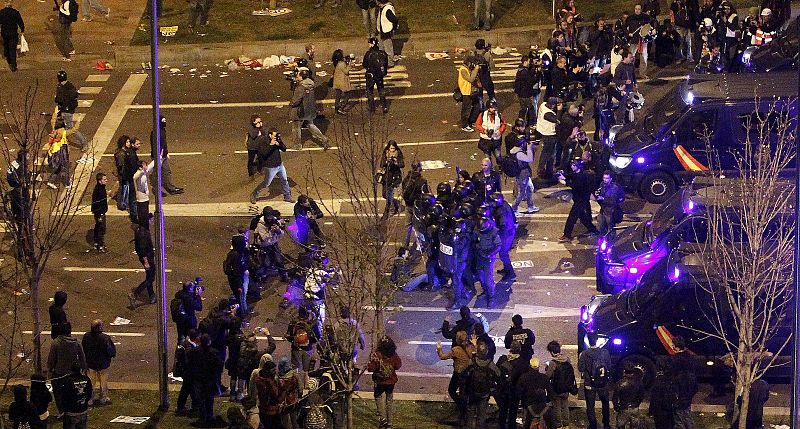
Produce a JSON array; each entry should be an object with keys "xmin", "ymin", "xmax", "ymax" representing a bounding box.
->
[{"xmin": 133, "ymin": 160, "xmax": 155, "ymax": 202}]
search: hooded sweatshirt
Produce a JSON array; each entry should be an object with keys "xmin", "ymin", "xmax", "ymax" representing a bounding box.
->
[
  {"xmin": 545, "ymin": 353, "xmax": 574, "ymax": 396},
  {"xmin": 248, "ymin": 353, "xmax": 274, "ymax": 400},
  {"xmin": 47, "ymin": 336, "xmax": 86, "ymax": 377},
  {"xmin": 291, "ymin": 78, "xmax": 318, "ymax": 122}
]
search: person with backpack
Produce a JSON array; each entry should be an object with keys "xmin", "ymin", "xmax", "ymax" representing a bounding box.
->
[
  {"xmin": 81, "ymin": 319, "xmax": 116, "ymax": 406},
  {"xmin": 463, "ymin": 342, "xmax": 501, "ymax": 429},
  {"xmin": 253, "ymin": 360, "xmax": 281, "ymax": 429},
  {"xmin": 496, "ymin": 341, "xmax": 528, "ymax": 429},
  {"xmin": 277, "ymin": 357, "xmax": 301, "ymax": 429},
  {"xmin": 545, "ymin": 340, "xmax": 577, "ymax": 429},
  {"xmin": 507, "ymin": 128, "xmax": 540, "ymax": 214},
  {"xmin": 669, "ymin": 336, "xmax": 698, "ymax": 429},
  {"xmin": 223, "ymin": 234, "xmax": 250, "ymax": 318},
  {"xmin": 238, "ymin": 328, "xmax": 276, "ymax": 401},
  {"xmin": 367, "ymin": 335, "xmax": 402, "ymax": 429},
  {"xmin": 437, "ymin": 330, "xmax": 476, "ymax": 426},
  {"xmin": 517, "ymin": 357, "xmax": 553, "ymax": 429},
  {"xmin": 175, "ymin": 329, "xmax": 200, "ymax": 416},
  {"xmin": 172, "ymin": 280, "xmax": 204, "ymax": 343},
  {"xmin": 286, "ymin": 306, "xmax": 320, "ymax": 380},
  {"xmin": 475, "ymin": 100, "xmax": 507, "ymax": 160},
  {"xmin": 578, "ymin": 332, "xmax": 612, "ymax": 429},
  {"xmin": 613, "ymin": 363, "xmax": 645, "ymax": 429}
]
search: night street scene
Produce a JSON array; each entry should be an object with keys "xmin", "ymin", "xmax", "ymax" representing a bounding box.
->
[{"xmin": 0, "ymin": 0, "xmax": 798, "ymax": 427}]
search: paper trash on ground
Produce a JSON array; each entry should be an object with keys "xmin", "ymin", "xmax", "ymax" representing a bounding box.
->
[
  {"xmin": 425, "ymin": 52, "xmax": 449, "ymax": 60},
  {"xmin": 110, "ymin": 416, "xmax": 150, "ymax": 424},
  {"xmin": 419, "ymin": 160, "xmax": 449, "ymax": 170},
  {"xmin": 110, "ymin": 317, "xmax": 131, "ymax": 326},
  {"xmin": 252, "ymin": 8, "xmax": 292, "ymax": 16}
]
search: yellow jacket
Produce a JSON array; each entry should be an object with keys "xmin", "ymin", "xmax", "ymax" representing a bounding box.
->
[{"xmin": 458, "ymin": 65, "xmax": 478, "ymax": 96}]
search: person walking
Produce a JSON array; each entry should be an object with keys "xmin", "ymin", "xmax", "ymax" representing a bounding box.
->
[
  {"xmin": 290, "ymin": 70, "xmax": 330, "ymax": 149},
  {"xmin": 245, "ymin": 115, "xmax": 267, "ymax": 178},
  {"xmin": 457, "ymin": 58, "xmax": 480, "ymax": 131},
  {"xmin": 363, "ymin": 37, "xmax": 390, "ymax": 114},
  {"xmin": 55, "ymin": 0, "xmax": 77, "ymax": 61},
  {"xmin": 596, "ymin": 171, "xmax": 625, "ymax": 236},
  {"xmin": 0, "ymin": 0, "xmax": 24, "ymax": 72},
  {"xmin": 578, "ymin": 332, "xmax": 612, "ymax": 429},
  {"xmin": 545, "ymin": 340, "xmax": 577, "ymax": 429},
  {"xmin": 367, "ymin": 335, "xmax": 402, "ymax": 429},
  {"xmin": 129, "ymin": 221, "xmax": 156, "ymax": 305},
  {"xmin": 613, "ymin": 363, "xmax": 645, "ymax": 429},
  {"xmin": 61, "ymin": 363, "xmax": 92, "ymax": 429},
  {"xmin": 286, "ymin": 306, "xmax": 320, "ymax": 381},
  {"xmin": 436, "ymin": 331, "xmax": 475, "ymax": 426},
  {"xmin": 174, "ymin": 281, "xmax": 203, "ymax": 342},
  {"xmin": 558, "ymin": 160, "xmax": 599, "ymax": 243},
  {"xmin": 375, "ymin": 0, "xmax": 398, "ymax": 66},
  {"xmin": 46, "ymin": 322, "xmax": 86, "ymax": 417},
  {"xmin": 81, "ymin": 319, "xmax": 116, "ymax": 406},
  {"xmin": 250, "ymin": 128, "xmax": 292, "ymax": 204},
  {"xmin": 133, "ymin": 159, "xmax": 155, "ymax": 227},
  {"xmin": 49, "ymin": 290, "xmax": 69, "ymax": 339},
  {"xmin": 626, "ymin": 4, "xmax": 654, "ymax": 79},
  {"xmin": 379, "ymin": 140, "xmax": 404, "ymax": 219},
  {"xmin": 54, "ymin": 71, "xmax": 89, "ymax": 160},
  {"xmin": 90, "ymin": 172, "xmax": 108, "ymax": 252},
  {"xmin": 357, "ymin": 0, "xmax": 376, "ymax": 37},
  {"xmin": 332, "ymin": 50, "xmax": 354, "ymax": 115},
  {"xmin": 150, "ymin": 116, "xmax": 184, "ymax": 196},
  {"xmin": 81, "ymin": 0, "xmax": 108, "ymax": 21}
]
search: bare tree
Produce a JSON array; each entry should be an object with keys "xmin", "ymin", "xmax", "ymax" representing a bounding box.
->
[
  {"xmin": 0, "ymin": 84, "xmax": 92, "ymax": 374},
  {"xmin": 691, "ymin": 99, "xmax": 796, "ymax": 429}
]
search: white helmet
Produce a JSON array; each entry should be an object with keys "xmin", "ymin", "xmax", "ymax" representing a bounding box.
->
[{"xmin": 628, "ymin": 92, "xmax": 645, "ymax": 110}]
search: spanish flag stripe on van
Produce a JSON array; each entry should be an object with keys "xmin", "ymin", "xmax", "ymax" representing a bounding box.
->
[
  {"xmin": 655, "ymin": 325, "xmax": 678, "ymax": 355},
  {"xmin": 673, "ymin": 145, "xmax": 709, "ymax": 172}
]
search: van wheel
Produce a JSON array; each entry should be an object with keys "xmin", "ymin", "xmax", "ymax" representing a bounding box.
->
[
  {"xmin": 618, "ymin": 354, "xmax": 657, "ymax": 387},
  {"xmin": 639, "ymin": 171, "xmax": 676, "ymax": 204}
]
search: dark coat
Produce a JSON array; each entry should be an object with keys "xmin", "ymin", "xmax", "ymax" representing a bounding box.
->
[
  {"xmin": 91, "ymin": 182, "xmax": 108, "ymax": 215},
  {"xmin": 176, "ymin": 289, "xmax": 203, "ymax": 329},
  {"xmin": 516, "ymin": 368, "xmax": 553, "ymax": 407},
  {"xmin": 81, "ymin": 331, "xmax": 116, "ymax": 370}
]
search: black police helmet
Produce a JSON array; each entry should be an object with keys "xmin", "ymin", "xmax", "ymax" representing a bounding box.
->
[
  {"xmin": 454, "ymin": 218, "xmax": 469, "ymax": 233},
  {"xmin": 416, "ymin": 193, "xmax": 436, "ymax": 208},
  {"xmin": 450, "ymin": 206, "xmax": 464, "ymax": 220},
  {"xmin": 460, "ymin": 180, "xmax": 475, "ymax": 197},
  {"xmin": 478, "ymin": 203, "xmax": 492, "ymax": 219},
  {"xmin": 57, "ymin": 70, "xmax": 68, "ymax": 82},
  {"xmin": 430, "ymin": 203, "xmax": 444, "ymax": 219},
  {"xmin": 491, "ymin": 192, "xmax": 504, "ymax": 208},
  {"xmin": 479, "ymin": 217, "xmax": 496, "ymax": 232},
  {"xmin": 460, "ymin": 202, "xmax": 475, "ymax": 219},
  {"xmin": 436, "ymin": 182, "xmax": 451, "ymax": 196}
]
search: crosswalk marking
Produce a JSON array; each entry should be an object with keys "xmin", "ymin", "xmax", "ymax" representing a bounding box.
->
[
  {"xmin": 349, "ymin": 64, "xmax": 412, "ymax": 89},
  {"xmin": 79, "ymin": 100, "xmax": 94, "ymax": 108},
  {"xmin": 86, "ymin": 75, "xmax": 110, "ymax": 82},
  {"xmin": 78, "ymin": 86, "xmax": 103, "ymax": 94}
]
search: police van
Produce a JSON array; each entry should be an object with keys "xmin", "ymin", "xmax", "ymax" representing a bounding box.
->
[
  {"xmin": 581, "ymin": 182, "xmax": 794, "ymax": 385},
  {"xmin": 607, "ymin": 72, "xmax": 797, "ymax": 203}
]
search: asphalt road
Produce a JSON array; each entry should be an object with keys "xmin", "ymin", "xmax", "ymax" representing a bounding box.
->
[{"xmin": 9, "ymin": 47, "xmax": 790, "ymax": 407}]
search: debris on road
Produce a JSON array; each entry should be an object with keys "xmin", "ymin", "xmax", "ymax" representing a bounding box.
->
[
  {"xmin": 110, "ymin": 317, "xmax": 131, "ymax": 326},
  {"xmin": 110, "ymin": 416, "xmax": 150, "ymax": 424},
  {"xmin": 425, "ymin": 52, "xmax": 449, "ymax": 61}
]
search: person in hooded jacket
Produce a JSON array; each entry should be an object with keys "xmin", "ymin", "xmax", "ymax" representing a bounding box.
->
[
  {"xmin": 9, "ymin": 384, "xmax": 39, "ymax": 429},
  {"xmin": 504, "ymin": 314, "xmax": 536, "ymax": 360},
  {"xmin": 188, "ymin": 334, "xmax": 224, "ymax": 426},
  {"xmin": 253, "ymin": 360, "xmax": 281, "ymax": 429},
  {"xmin": 49, "ymin": 290, "xmax": 69, "ymax": 339},
  {"xmin": 516, "ymin": 358, "xmax": 554, "ymax": 428},
  {"xmin": 545, "ymin": 340, "xmax": 577, "ymax": 429},
  {"xmin": 47, "ymin": 322, "xmax": 86, "ymax": 416},
  {"xmin": 473, "ymin": 322, "xmax": 496, "ymax": 361},
  {"xmin": 490, "ymin": 192, "xmax": 517, "ymax": 281},
  {"xmin": 579, "ymin": 332, "xmax": 612, "ymax": 429},
  {"xmin": 290, "ymin": 69, "xmax": 329, "ymax": 149},
  {"xmin": 224, "ymin": 234, "xmax": 250, "ymax": 317},
  {"xmin": 463, "ymin": 342, "xmax": 501, "ymax": 429},
  {"xmin": 30, "ymin": 373, "xmax": 52, "ymax": 428},
  {"xmin": 175, "ymin": 280, "xmax": 203, "ymax": 343},
  {"xmin": 474, "ymin": 217, "xmax": 501, "ymax": 307},
  {"xmin": 613, "ymin": 363, "xmax": 645, "ymax": 429},
  {"xmin": 496, "ymin": 341, "xmax": 527, "ymax": 429},
  {"xmin": 367, "ymin": 335, "xmax": 402, "ymax": 429},
  {"xmin": 363, "ymin": 37, "xmax": 390, "ymax": 113},
  {"xmin": 277, "ymin": 357, "xmax": 301, "ymax": 429},
  {"xmin": 61, "ymin": 363, "xmax": 92, "ymax": 429},
  {"xmin": 81, "ymin": 319, "xmax": 116, "ymax": 406},
  {"xmin": 175, "ymin": 329, "xmax": 200, "ymax": 416}
]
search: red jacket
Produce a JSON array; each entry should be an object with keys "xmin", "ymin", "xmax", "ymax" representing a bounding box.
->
[{"xmin": 367, "ymin": 352, "xmax": 402, "ymax": 385}]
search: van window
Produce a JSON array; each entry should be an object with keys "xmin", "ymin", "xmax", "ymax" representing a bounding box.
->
[
  {"xmin": 675, "ymin": 110, "xmax": 716, "ymax": 145},
  {"xmin": 737, "ymin": 111, "xmax": 792, "ymax": 142}
]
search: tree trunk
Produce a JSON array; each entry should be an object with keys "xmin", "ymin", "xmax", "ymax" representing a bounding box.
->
[
  {"xmin": 346, "ymin": 390, "xmax": 354, "ymax": 429},
  {"xmin": 737, "ymin": 378, "xmax": 751, "ymax": 429},
  {"xmin": 31, "ymin": 264, "xmax": 42, "ymax": 374}
]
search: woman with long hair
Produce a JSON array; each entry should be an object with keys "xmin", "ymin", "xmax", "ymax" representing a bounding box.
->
[
  {"xmin": 368, "ymin": 336, "xmax": 402, "ymax": 429},
  {"xmin": 379, "ymin": 140, "xmax": 405, "ymax": 219},
  {"xmin": 331, "ymin": 49, "xmax": 353, "ymax": 115}
]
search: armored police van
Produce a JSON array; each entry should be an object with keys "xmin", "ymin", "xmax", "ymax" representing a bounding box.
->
[{"xmin": 607, "ymin": 72, "xmax": 797, "ymax": 203}]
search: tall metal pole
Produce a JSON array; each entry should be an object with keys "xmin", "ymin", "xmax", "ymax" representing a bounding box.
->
[
  {"xmin": 792, "ymin": 62, "xmax": 800, "ymax": 429},
  {"xmin": 149, "ymin": 0, "xmax": 169, "ymax": 410}
]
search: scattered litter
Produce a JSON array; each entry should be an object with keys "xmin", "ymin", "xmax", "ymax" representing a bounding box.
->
[
  {"xmin": 113, "ymin": 278, "xmax": 123, "ymax": 283},
  {"xmin": 110, "ymin": 416, "xmax": 150, "ymax": 424},
  {"xmin": 189, "ymin": 68, "xmax": 197, "ymax": 72},
  {"xmin": 251, "ymin": 7, "xmax": 292, "ymax": 16},
  {"xmin": 427, "ymin": 84, "xmax": 434, "ymax": 87},
  {"xmin": 168, "ymin": 372, "xmax": 183, "ymax": 383},
  {"xmin": 441, "ymin": 120, "xmax": 448, "ymax": 124},
  {"xmin": 159, "ymin": 26, "xmax": 178, "ymax": 37},
  {"xmin": 199, "ymin": 74, "xmax": 208, "ymax": 78},
  {"xmin": 83, "ymin": 278, "xmax": 92, "ymax": 282},
  {"xmin": 141, "ymin": 62, "xmax": 152, "ymax": 70},
  {"xmin": 48, "ymin": 297, "xmax": 54, "ymax": 302},
  {"xmin": 772, "ymin": 425, "xmax": 789, "ymax": 429},
  {"xmin": 387, "ymin": 320, "xmax": 397, "ymax": 324},
  {"xmin": 110, "ymin": 317, "xmax": 131, "ymax": 326},
  {"xmin": 209, "ymin": 100, "xmax": 219, "ymax": 103},
  {"xmin": 490, "ymin": 46, "xmax": 509, "ymax": 55},
  {"xmin": 419, "ymin": 160, "xmax": 449, "ymax": 170},
  {"xmin": 169, "ymin": 68, "xmax": 181, "ymax": 73},
  {"xmin": 470, "ymin": 153, "xmax": 477, "ymax": 161},
  {"xmin": 16, "ymin": 353, "xmax": 24, "ymax": 358},
  {"xmin": 508, "ymin": 51, "xmax": 522, "ymax": 56},
  {"xmin": 61, "ymin": 257, "xmax": 67, "ymax": 260},
  {"xmin": 454, "ymin": 47, "xmax": 468, "ymax": 54},
  {"xmin": 94, "ymin": 60, "xmax": 113, "ymax": 71},
  {"xmin": 546, "ymin": 292, "xmax": 551, "ymax": 295},
  {"xmin": 316, "ymin": 70, "xmax": 328, "ymax": 77},
  {"xmin": 715, "ymin": 413, "xmax": 725, "ymax": 417},
  {"xmin": 451, "ymin": 15, "xmax": 459, "ymax": 25},
  {"xmin": 14, "ymin": 288, "xmax": 29, "ymax": 296},
  {"xmin": 425, "ymin": 52, "xmax": 449, "ymax": 61}
]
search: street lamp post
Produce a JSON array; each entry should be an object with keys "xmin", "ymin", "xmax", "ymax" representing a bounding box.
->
[
  {"xmin": 149, "ymin": 0, "xmax": 169, "ymax": 410},
  {"xmin": 792, "ymin": 61, "xmax": 800, "ymax": 429}
]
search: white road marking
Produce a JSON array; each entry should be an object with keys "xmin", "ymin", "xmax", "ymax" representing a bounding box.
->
[
  {"xmin": 352, "ymin": 81, "xmax": 412, "ymax": 89},
  {"xmin": 78, "ymin": 86, "xmax": 103, "ymax": 94},
  {"xmin": 70, "ymin": 74, "xmax": 148, "ymax": 210},
  {"xmin": 516, "ymin": 240, "xmax": 596, "ymax": 252},
  {"xmin": 408, "ymin": 340, "xmax": 579, "ymax": 351},
  {"xmin": 24, "ymin": 330, "xmax": 145, "ymax": 337},
  {"xmin": 101, "ymin": 151, "xmax": 204, "ymax": 157},
  {"xmin": 78, "ymin": 100, "xmax": 94, "ymax": 108},
  {"xmin": 63, "ymin": 267, "xmax": 174, "ymax": 273},
  {"xmin": 531, "ymin": 275, "xmax": 594, "ymax": 281},
  {"xmin": 373, "ymin": 304, "xmax": 579, "ymax": 318},
  {"xmin": 86, "ymin": 75, "xmax": 111, "ymax": 82}
]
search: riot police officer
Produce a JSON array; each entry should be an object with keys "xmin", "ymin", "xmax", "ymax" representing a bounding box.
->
[
  {"xmin": 439, "ymin": 218, "xmax": 473, "ymax": 309},
  {"xmin": 474, "ymin": 217, "xmax": 501, "ymax": 308},
  {"xmin": 490, "ymin": 192, "xmax": 517, "ymax": 281},
  {"xmin": 436, "ymin": 182, "xmax": 454, "ymax": 212}
]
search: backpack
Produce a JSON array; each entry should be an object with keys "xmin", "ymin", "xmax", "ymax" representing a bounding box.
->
[
  {"xmin": 223, "ymin": 250, "xmax": 241, "ymax": 277},
  {"xmin": 170, "ymin": 297, "xmax": 187, "ymax": 324},
  {"xmin": 527, "ymin": 403, "xmax": 550, "ymax": 429},
  {"xmin": 372, "ymin": 356, "xmax": 396, "ymax": 382},
  {"xmin": 466, "ymin": 361, "xmax": 498, "ymax": 399},
  {"xmin": 293, "ymin": 320, "xmax": 311, "ymax": 348},
  {"xmin": 497, "ymin": 154, "xmax": 522, "ymax": 178},
  {"xmin": 587, "ymin": 355, "xmax": 610, "ymax": 388},
  {"xmin": 551, "ymin": 360, "xmax": 578, "ymax": 395}
]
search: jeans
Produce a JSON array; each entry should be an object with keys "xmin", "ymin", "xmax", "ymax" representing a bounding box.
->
[
  {"xmin": 63, "ymin": 413, "xmax": 87, "ymax": 429},
  {"xmin": 134, "ymin": 255, "xmax": 155, "ymax": 299},
  {"xmin": 675, "ymin": 27, "xmax": 693, "ymax": 60},
  {"xmin": 476, "ymin": 256, "xmax": 496, "ymax": 300},
  {"xmin": 512, "ymin": 169, "xmax": 535, "ymax": 211},
  {"xmin": 636, "ymin": 41, "xmax": 649, "ymax": 77},
  {"xmin": 673, "ymin": 408, "xmax": 694, "ymax": 429},
  {"xmin": 82, "ymin": 0, "xmax": 109, "ymax": 18},
  {"xmin": 518, "ymin": 96, "xmax": 534, "ymax": 125},
  {"xmin": 460, "ymin": 94, "xmax": 479, "ymax": 128},
  {"xmin": 2, "ymin": 34, "xmax": 18, "ymax": 70},
  {"xmin": 551, "ymin": 393, "xmax": 570, "ymax": 428},
  {"xmin": 584, "ymin": 387, "xmax": 610, "ymax": 429},
  {"xmin": 252, "ymin": 164, "xmax": 291, "ymax": 201},
  {"xmin": 374, "ymin": 383, "xmax": 395, "ymax": 428},
  {"xmin": 93, "ymin": 214, "xmax": 106, "ymax": 247},
  {"xmin": 382, "ymin": 185, "xmax": 399, "ymax": 218},
  {"xmin": 88, "ymin": 368, "xmax": 110, "ymax": 402},
  {"xmin": 380, "ymin": 36, "xmax": 395, "ymax": 66},
  {"xmin": 424, "ymin": 254, "xmax": 443, "ymax": 289},
  {"xmin": 61, "ymin": 112, "xmax": 88, "ymax": 153},
  {"xmin": 177, "ymin": 378, "xmax": 197, "ymax": 411},
  {"xmin": 597, "ymin": 208, "xmax": 616, "ymax": 236},
  {"xmin": 334, "ymin": 89, "xmax": 351, "ymax": 111},
  {"xmin": 466, "ymin": 398, "xmax": 489, "ymax": 429},
  {"xmin": 292, "ymin": 120, "xmax": 328, "ymax": 146},
  {"xmin": 361, "ymin": 7, "xmax": 376, "ymax": 36},
  {"xmin": 56, "ymin": 20, "xmax": 74, "ymax": 58},
  {"xmin": 154, "ymin": 157, "xmax": 176, "ymax": 192},
  {"xmin": 366, "ymin": 74, "xmax": 387, "ymax": 111},
  {"xmin": 498, "ymin": 233, "xmax": 514, "ymax": 275},
  {"xmin": 473, "ymin": 0, "xmax": 491, "ymax": 28},
  {"xmin": 564, "ymin": 199, "xmax": 597, "ymax": 238}
]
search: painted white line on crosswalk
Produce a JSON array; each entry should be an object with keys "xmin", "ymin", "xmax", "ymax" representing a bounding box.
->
[
  {"xmin": 63, "ymin": 267, "xmax": 174, "ymax": 273},
  {"xmin": 350, "ymin": 73, "xmax": 409, "ymax": 80},
  {"xmin": 78, "ymin": 100, "xmax": 94, "ymax": 108},
  {"xmin": 372, "ymin": 304, "xmax": 579, "ymax": 318},
  {"xmin": 24, "ymin": 330, "xmax": 145, "ymax": 337},
  {"xmin": 353, "ymin": 81, "xmax": 412, "ymax": 88},
  {"xmin": 408, "ymin": 340, "xmax": 579, "ymax": 351},
  {"xmin": 531, "ymin": 275, "xmax": 594, "ymax": 281},
  {"xmin": 516, "ymin": 240, "xmax": 596, "ymax": 252},
  {"xmin": 101, "ymin": 151, "xmax": 203, "ymax": 157},
  {"xmin": 86, "ymin": 74, "xmax": 111, "ymax": 82},
  {"xmin": 79, "ymin": 87, "xmax": 103, "ymax": 94}
]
